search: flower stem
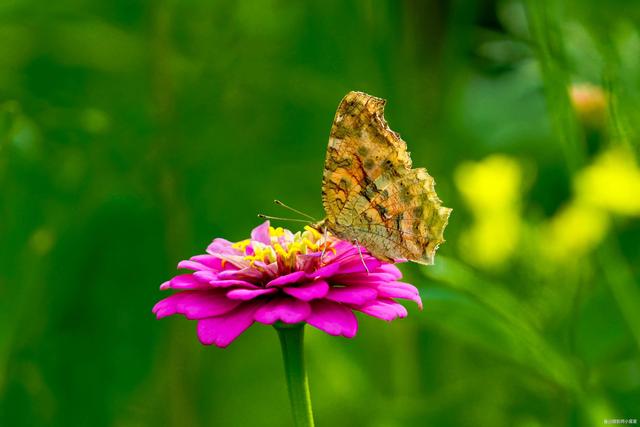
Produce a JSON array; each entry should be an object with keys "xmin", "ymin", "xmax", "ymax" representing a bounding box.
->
[{"xmin": 275, "ymin": 323, "xmax": 315, "ymax": 427}]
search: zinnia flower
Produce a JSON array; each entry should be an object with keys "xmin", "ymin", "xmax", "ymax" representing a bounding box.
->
[{"xmin": 153, "ymin": 221, "xmax": 422, "ymax": 348}]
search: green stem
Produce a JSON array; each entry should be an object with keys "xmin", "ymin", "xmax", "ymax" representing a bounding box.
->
[{"xmin": 275, "ymin": 323, "xmax": 315, "ymax": 427}]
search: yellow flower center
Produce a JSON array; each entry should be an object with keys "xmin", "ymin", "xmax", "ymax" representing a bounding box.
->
[{"xmin": 240, "ymin": 225, "xmax": 331, "ymax": 266}]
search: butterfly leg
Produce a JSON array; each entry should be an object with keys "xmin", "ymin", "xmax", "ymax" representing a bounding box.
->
[
  {"xmin": 320, "ymin": 225, "xmax": 328, "ymax": 264},
  {"xmin": 354, "ymin": 239, "xmax": 370, "ymax": 275}
]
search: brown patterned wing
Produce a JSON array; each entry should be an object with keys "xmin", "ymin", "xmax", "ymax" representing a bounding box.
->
[{"xmin": 321, "ymin": 91, "xmax": 451, "ymax": 265}]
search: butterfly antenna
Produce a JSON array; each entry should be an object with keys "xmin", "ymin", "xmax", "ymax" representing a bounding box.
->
[
  {"xmin": 320, "ymin": 225, "xmax": 328, "ymax": 264},
  {"xmin": 274, "ymin": 199, "xmax": 317, "ymax": 221},
  {"xmin": 257, "ymin": 214, "xmax": 311, "ymax": 224}
]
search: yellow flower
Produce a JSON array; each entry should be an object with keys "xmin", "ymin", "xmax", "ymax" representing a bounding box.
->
[
  {"xmin": 574, "ymin": 147, "xmax": 640, "ymax": 216},
  {"xmin": 541, "ymin": 146, "xmax": 639, "ymax": 263},
  {"xmin": 544, "ymin": 202, "xmax": 609, "ymax": 261},
  {"xmin": 455, "ymin": 155, "xmax": 522, "ymax": 213},
  {"xmin": 455, "ymin": 155, "xmax": 523, "ymax": 268},
  {"xmin": 460, "ymin": 214, "xmax": 521, "ymax": 268}
]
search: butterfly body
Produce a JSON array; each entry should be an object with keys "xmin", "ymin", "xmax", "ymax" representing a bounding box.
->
[{"xmin": 319, "ymin": 91, "xmax": 451, "ymax": 265}]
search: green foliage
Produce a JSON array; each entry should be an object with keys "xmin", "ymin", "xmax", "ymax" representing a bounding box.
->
[{"xmin": 1, "ymin": 1, "xmax": 639, "ymax": 426}]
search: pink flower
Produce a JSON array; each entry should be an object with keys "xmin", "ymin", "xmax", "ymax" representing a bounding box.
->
[{"xmin": 153, "ymin": 222, "xmax": 422, "ymax": 348}]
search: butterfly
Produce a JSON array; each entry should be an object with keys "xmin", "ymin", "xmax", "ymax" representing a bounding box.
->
[{"xmin": 317, "ymin": 91, "xmax": 451, "ymax": 265}]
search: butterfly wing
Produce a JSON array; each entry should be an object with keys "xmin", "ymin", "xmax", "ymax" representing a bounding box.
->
[{"xmin": 321, "ymin": 91, "xmax": 451, "ymax": 264}]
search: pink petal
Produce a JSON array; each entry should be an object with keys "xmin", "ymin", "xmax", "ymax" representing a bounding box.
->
[
  {"xmin": 254, "ymin": 298, "xmax": 311, "ymax": 324},
  {"xmin": 190, "ymin": 254, "xmax": 227, "ymax": 271},
  {"xmin": 206, "ymin": 238, "xmax": 238, "ymax": 255},
  {"xmin": 266, "ymin": 271, "xmax": 306, "ymax": 287},
  {"xmin": 251, "ymin": 221, "xmax": 271, "ymax": 245},
  {"xmin": 307, "ymin": 262, "xmax": 341, "ymax": 280},
  {"xmin": 213, "ymin": 253, "xmax": 252, "ymax": 270},
  {"xmin": 327, "ymin": 242, "xmax": 373, "ymax": 264},
  {"xmin": 193, "ymin": 270, "xmax": 218, "ymax": 282},
  {"xmin": 160, "ymin": 274, "xmax": 209, "ymax": 290},
  {"xmin": 227, "ymin": 287, "xmax": 277, "ymax": 301},
  {"xmin": 153, "ymin": 291, "xmax": 240, "ymax": 320},
  {"xmin": 283, "ymin": 280, "xmax": 329, "ymax": 301},
  {"xmin": 197, "ymin": 302, "xmax": 261, "ymax": 348},
  {"xmin": 255, "ymin": 261, "xmax": 280, "ymax": 277},
  {"xmin": 336, "ymin": 257, "xmax": 382, "ymax": 275},
  {"xmin": 297, "ymin": 253, "xmax": 322, "ymax": 272},
  {"xmin": 325, "ymin": 285, "xmax": 378, "ymax": 305},
  {"xmin": 177, "ymin": 260, "xmax": 211, "ymax": 271},
  {"xmin": 356, "ymin": 299, "xmax": 407, "ymax": 321},
  {"xmin": 326, "ymin": 241, "xmax": 359, "ymax": 260},
  {"xmin": 208, "ymin": 280, "xmax": 260, "ymax": 289},
  {"xmin": 306, "ymin": 300, "xmax": 358, "ymax": 338},
  {"xmin": 377, "ymin": 282, "xmax": 423, "ymax": 309},
  {"xmin": 217, "ymin": 267, "xmax": 264, "ymax": 281},
  {"xmin": 377, "ymin": 263, "xmax": 403, "ymax": 279},
  {"xmin": 330, "ymin": 272, "xmax": 398, "ymax": 286}
]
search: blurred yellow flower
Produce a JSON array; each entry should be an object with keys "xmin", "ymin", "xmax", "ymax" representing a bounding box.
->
[
  {"xmin": 569, "ymin": 83, "xmax": 607, "ymax": 128},
  {"xmin": 455, "ymin": 155, "xmax": 522, "ymax": 212},
  {"xmin": 455, "ymin": 155, "xmax": 523, "ymax": 268},
  {"xmin": 544, "ymin": 202, "xmax": 609, "ymax": 261},
  {"xmin": 574, "ymin": 147, "xmax": 640, "ymax": 216},
  {"xmin": 543, "ymin": 146, "xmax": 640, "ymax": 263},
  {"xmin": 460, "ymin": 213, "xmax": 521, "ymax": 268}
]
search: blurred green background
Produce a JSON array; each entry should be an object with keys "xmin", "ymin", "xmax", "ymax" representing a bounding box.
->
[{"xmin": 1, "ymin": 0, "xmax": 639, "ymax": 426}]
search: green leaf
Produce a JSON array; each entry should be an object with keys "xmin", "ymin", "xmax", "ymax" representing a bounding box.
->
[{"xmin": 420, "ymin": 257, "xmax": 581, "ymax": 393}]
